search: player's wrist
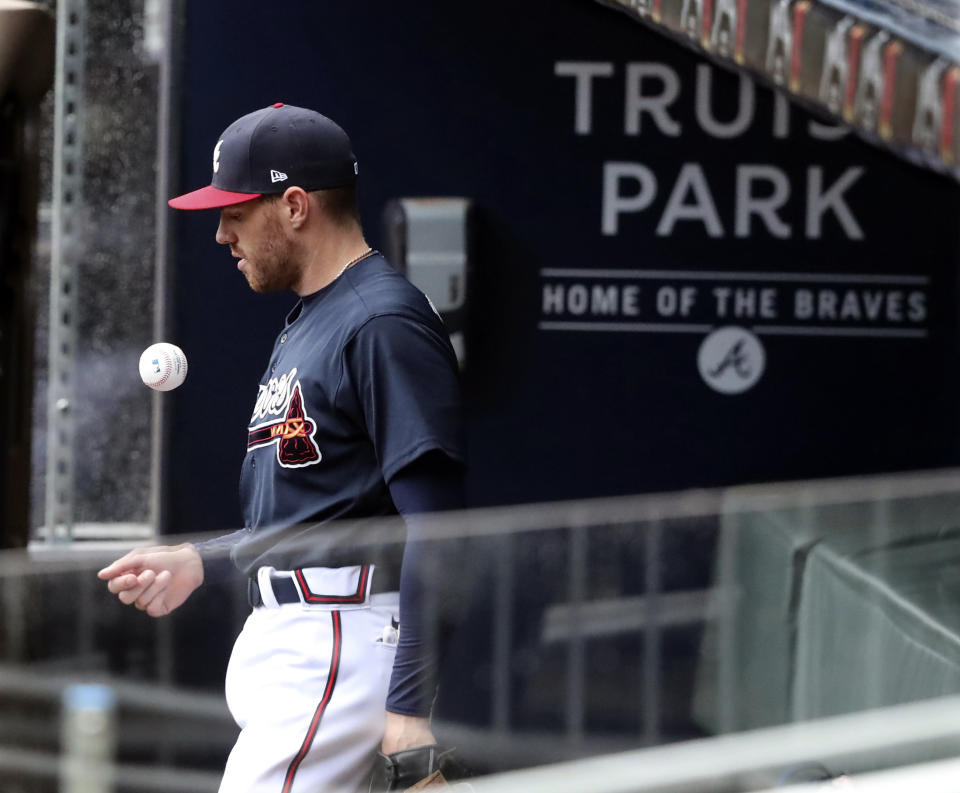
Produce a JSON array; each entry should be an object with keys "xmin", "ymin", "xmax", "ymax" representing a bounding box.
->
[
  {"xmin": 177, "ymin": 542, "xmax": 205, "ymax": 585},
  {"xmin": 381, "ymin": 712, "xmax": 435, "ymax": 754}
]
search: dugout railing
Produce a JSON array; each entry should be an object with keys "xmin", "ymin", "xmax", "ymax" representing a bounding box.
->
[{"xmin": 5, "ymin": 467, "xmax": 960, "ymax": 788}]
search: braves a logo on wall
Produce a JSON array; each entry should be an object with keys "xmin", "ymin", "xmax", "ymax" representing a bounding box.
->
[
  {"xmin": 247, "ymin": 367, "xmax": 322, "ymax": 468},
  {"xmin": 697, "ymin": 326, "xmax": 766, "ymax": 393}
]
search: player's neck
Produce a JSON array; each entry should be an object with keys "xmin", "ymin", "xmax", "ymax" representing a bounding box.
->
[{"xmin": 294, "ymin": 227, "xmax": 370, "ymax": 296}]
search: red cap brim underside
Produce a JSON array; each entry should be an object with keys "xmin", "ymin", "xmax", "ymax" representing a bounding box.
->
[{"xmin": 167, "ymin": 185, "xmax": 262, "ymax": 210}]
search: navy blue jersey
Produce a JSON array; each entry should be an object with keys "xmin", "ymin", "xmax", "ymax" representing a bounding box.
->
[{"xmin": 231, "ymin": 252, "xmax": 465, "ymax": 575}]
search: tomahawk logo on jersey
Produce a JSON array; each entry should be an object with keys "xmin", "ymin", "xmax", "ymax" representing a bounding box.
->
[{"xmin": 247, "ymin": 368, "xmax": 322, "ymax": 467}]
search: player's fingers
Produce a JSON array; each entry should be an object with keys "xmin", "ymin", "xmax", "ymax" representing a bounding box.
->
[
  {"xmin": 98, "ymin": 551, "xmax": 142, "ymax": 579},
  {"xmin": 118, "ymin": 570, "xmax": 156, "ymax": 605},
  {"xmin": 106, "ymin": 572, "xmax": 143, "ymax": 594},
  {"xmin": 146, "ymin": 592, "xmax": 173, "ymax": 618},
  {"xmin": 117, "ymin": 583, "xmax": 146, "ymax": 605},
  {"xmin": 134, "ymin": 570, "xmax": 172, "ymax": 612}
]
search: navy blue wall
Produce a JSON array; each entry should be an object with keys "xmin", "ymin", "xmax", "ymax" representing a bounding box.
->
[
  {"xmin": 167, "ymin": 0, "xmax": 960, "ymax": 535},
  {"xmin": 160, "ymin": 0, "xmax": 960, "ymax": 750}
]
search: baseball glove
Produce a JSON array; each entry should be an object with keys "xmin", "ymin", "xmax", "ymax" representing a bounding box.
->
[{"xmin": 368, "ymin": 744, "xmax": 471, "ymax": 792}]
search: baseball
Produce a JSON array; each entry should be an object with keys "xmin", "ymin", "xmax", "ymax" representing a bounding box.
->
[{"xmin": 139, "ymin": 342, "xmax": 188, "ymax": 391}]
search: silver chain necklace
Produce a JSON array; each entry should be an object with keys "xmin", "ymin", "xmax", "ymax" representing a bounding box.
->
[{"xmin": 335, "ymin": 247, "xmax": 374, "ymax": 280}]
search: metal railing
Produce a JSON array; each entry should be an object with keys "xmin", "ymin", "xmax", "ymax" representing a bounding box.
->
[{"xmin": 7, "ymin": 467, "xmax": 960, "ymax": 789}]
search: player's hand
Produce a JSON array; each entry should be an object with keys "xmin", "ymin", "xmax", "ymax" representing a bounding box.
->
[
  {"xmin": 97, "ymin": 543, "xmax": 204, "ymax": 618},
  {"xmin": 381, "ymin": 712, "xmax": 436, "ymax": 755},
  {"xmin": 373, "ymin": 717, "xmax": 471, "ymax": 792}
]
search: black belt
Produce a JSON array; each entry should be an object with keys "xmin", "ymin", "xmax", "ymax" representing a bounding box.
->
[{"xmin": 248, "ymin": 564, "xmax": 400, "ymax": 608}]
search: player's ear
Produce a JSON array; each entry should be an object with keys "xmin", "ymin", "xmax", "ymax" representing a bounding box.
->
[{"xmin": 281, "ymin": 186, "xmax": 310, "ymax": 228}]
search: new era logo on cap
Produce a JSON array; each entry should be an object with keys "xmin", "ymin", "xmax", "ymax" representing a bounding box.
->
[{"xmin": 270, "ymin": 169, "xmax": 288, "ymax": 183}]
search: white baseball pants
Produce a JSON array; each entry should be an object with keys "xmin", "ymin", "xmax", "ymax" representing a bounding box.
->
[{"xmin": 218, "ymin": 568, "xmax": 399, "ymax": 793}]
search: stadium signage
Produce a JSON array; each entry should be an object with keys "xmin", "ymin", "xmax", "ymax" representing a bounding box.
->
[{"xmin": 555, "ymin": 60, "xmax": 866, "ymax": 240}]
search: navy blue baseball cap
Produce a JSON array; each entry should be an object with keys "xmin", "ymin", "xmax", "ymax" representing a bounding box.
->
[{"xmin": 169, "ymin": 103, "xmax": 358, "ymax": 210}]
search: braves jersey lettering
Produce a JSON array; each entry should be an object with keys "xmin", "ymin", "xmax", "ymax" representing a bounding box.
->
[
  {"xmin": 247, "ymin": 381, "xmax": 322, "ymax": 468},
  {"xmin": 251, "ymin": 367, "xmax": 300, "ymax": 422}
]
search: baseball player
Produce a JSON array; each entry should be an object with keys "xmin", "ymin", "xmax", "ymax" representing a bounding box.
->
[{"xmin": 98, "ymin": 103, "xmax": 467, "ymax": 793}]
